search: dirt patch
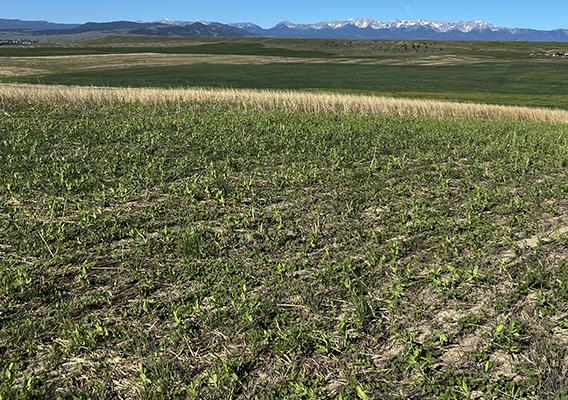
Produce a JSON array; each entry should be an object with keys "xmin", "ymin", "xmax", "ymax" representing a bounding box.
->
[
  {"xmin": 490, "ymin": 350, "xmax": 516, "ymax": 377},
  {"xmin": 499, "ymin": 215, "xmax": 568, "ymax": 262},
  {"xmin": 437, "ymin": 308, "xmax": 467, "ymax": 323},
  {"xmin": 516, "ymin": 223, "xmax": 568, "ymax": 250},
  {"xmin": 441, "ymin": 334, "xmax": 482, "ymax": 364}
]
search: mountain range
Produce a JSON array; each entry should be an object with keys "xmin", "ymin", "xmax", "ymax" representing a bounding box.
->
[
  {"xmin": 227, "ymin": 18, "xmax": 568, "ymax": 41},
  {"xmin": 2, "ymin": 17, "xmax": 568, "ymax": 42}
]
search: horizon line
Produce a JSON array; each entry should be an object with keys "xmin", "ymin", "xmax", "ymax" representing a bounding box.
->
[{"xmin": 2, "ymin": 16, "xmax": 567, "ymax": 31}]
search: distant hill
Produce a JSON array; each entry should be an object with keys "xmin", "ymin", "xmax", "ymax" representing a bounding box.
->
[
  {"xmin": 129, "ymin": 22, "xmax": 253, "ymax": 37},
  {"xmin": 0, "ymin": 18, "xmax": 79, "ymax": 31},
  {"xmin": 4, "ymin": 21, "xmax": 254, "ymax": 37}
]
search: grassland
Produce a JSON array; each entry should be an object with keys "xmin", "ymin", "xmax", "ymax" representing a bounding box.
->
[
  {"xmin": 1, "ymin": 87, "xmax": 567, "ymax": 399},
  {"xmin": 10, "ymin": 62, "xmax": 568, "ymax": 109},
  {"xmin": 1, "ymin": 37, "xmax": 568, "ymax": 108},
  {"xmin": 3, "ymin": 84, "xmax": 568, "ymax": 124},
  {"xmin": 0, "ymin": 42, "xmax": 335, "ymax": 58}
]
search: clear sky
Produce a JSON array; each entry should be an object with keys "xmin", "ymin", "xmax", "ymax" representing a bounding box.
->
[{"xmin": 3, "ymin": 1, "xmax": 567, "ymax": 30}]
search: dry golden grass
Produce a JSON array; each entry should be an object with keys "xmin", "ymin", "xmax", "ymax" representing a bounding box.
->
[{"xmin": 1, "ymin": 83, "xmax": 568, "ymax": 123}]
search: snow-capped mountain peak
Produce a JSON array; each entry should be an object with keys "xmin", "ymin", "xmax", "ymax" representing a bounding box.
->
[
  {"xmin": 159, "ymin": 18, "xmax": 194, "ymax": 25},
  {"xmin": 452, "ymin": 20, "xmax": 499, "ymax": 32},
  {"xmin": 269, "ymin": 18, "xmax": 501, "ymax": 33},
  {"xmin": 277, "ymin": 21, "xmax": 303, "ymax": 29},
  {"xmin": 132, "ymin": 17, "xmax": 567, "ymax": 41},
  {"xmin": 159, "ymin": 18, "xmax": 225, "ymax": 26},
  {"xmin": 164, "ymin": 17, "xmax": 501, "ymax": 34},
  {"xmin": 344, "ymin": 18, "xmax": 381, "ymax": 29},
  {"xmin": 231, "ymin": 22, "xmax": 262, "ymax": 29}
]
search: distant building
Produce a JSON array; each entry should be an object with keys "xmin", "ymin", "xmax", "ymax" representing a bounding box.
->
[{"xmin": 0, "ymin": 39, "xmax": 35, "ymax": 46}]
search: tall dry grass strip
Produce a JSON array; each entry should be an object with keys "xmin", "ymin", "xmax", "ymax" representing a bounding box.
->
[{"xmin": 1, "ymin": 83, "xmax": 568, "ymax": 124}]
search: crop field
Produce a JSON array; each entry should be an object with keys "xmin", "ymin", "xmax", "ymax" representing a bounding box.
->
[
  {"xmin": 1, "ymin": 84, "xmax": 567, "ymax": 399},
  {"xmin": 1, "ymin": 37, "xmax": 568, "ymax": 108},
  {"xmin": 1, "ymin": 36, "xmax": 568, "ymax": 399}
]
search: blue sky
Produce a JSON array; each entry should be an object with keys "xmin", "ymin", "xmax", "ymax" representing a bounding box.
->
[{"xmin": 3, "ymin": 1, "xmax": 567, "ymax": 30}]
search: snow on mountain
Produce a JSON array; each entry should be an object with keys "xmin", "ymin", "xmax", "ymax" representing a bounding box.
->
[
  {"xmin": 161, "ymin": 17, "xmax": 501, "ymax": 33},
  {"xmin": 159, "ymin": 19, "xmax": 217, "ymax": 26},
  {"xmin": 275, "ymin": 21, "xmax": 312, "ymax": 30},
  {"xmin": 273, "ymin": 18, "xmax": 501, "ymax": 33},
  {"xmin": 310, "ymin": 18, "xmax": 384, "ymax": 30},
  {"xmin": 159, "ymin": 18, "xmax": 189, "ymax": 25},
  {"xmin": 230, "ymin": 22, "xmax": 262, "ymax": 29},
  {"xmin": 149, "ymin": 18, "xmax": 568, "ymax": 41}
]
